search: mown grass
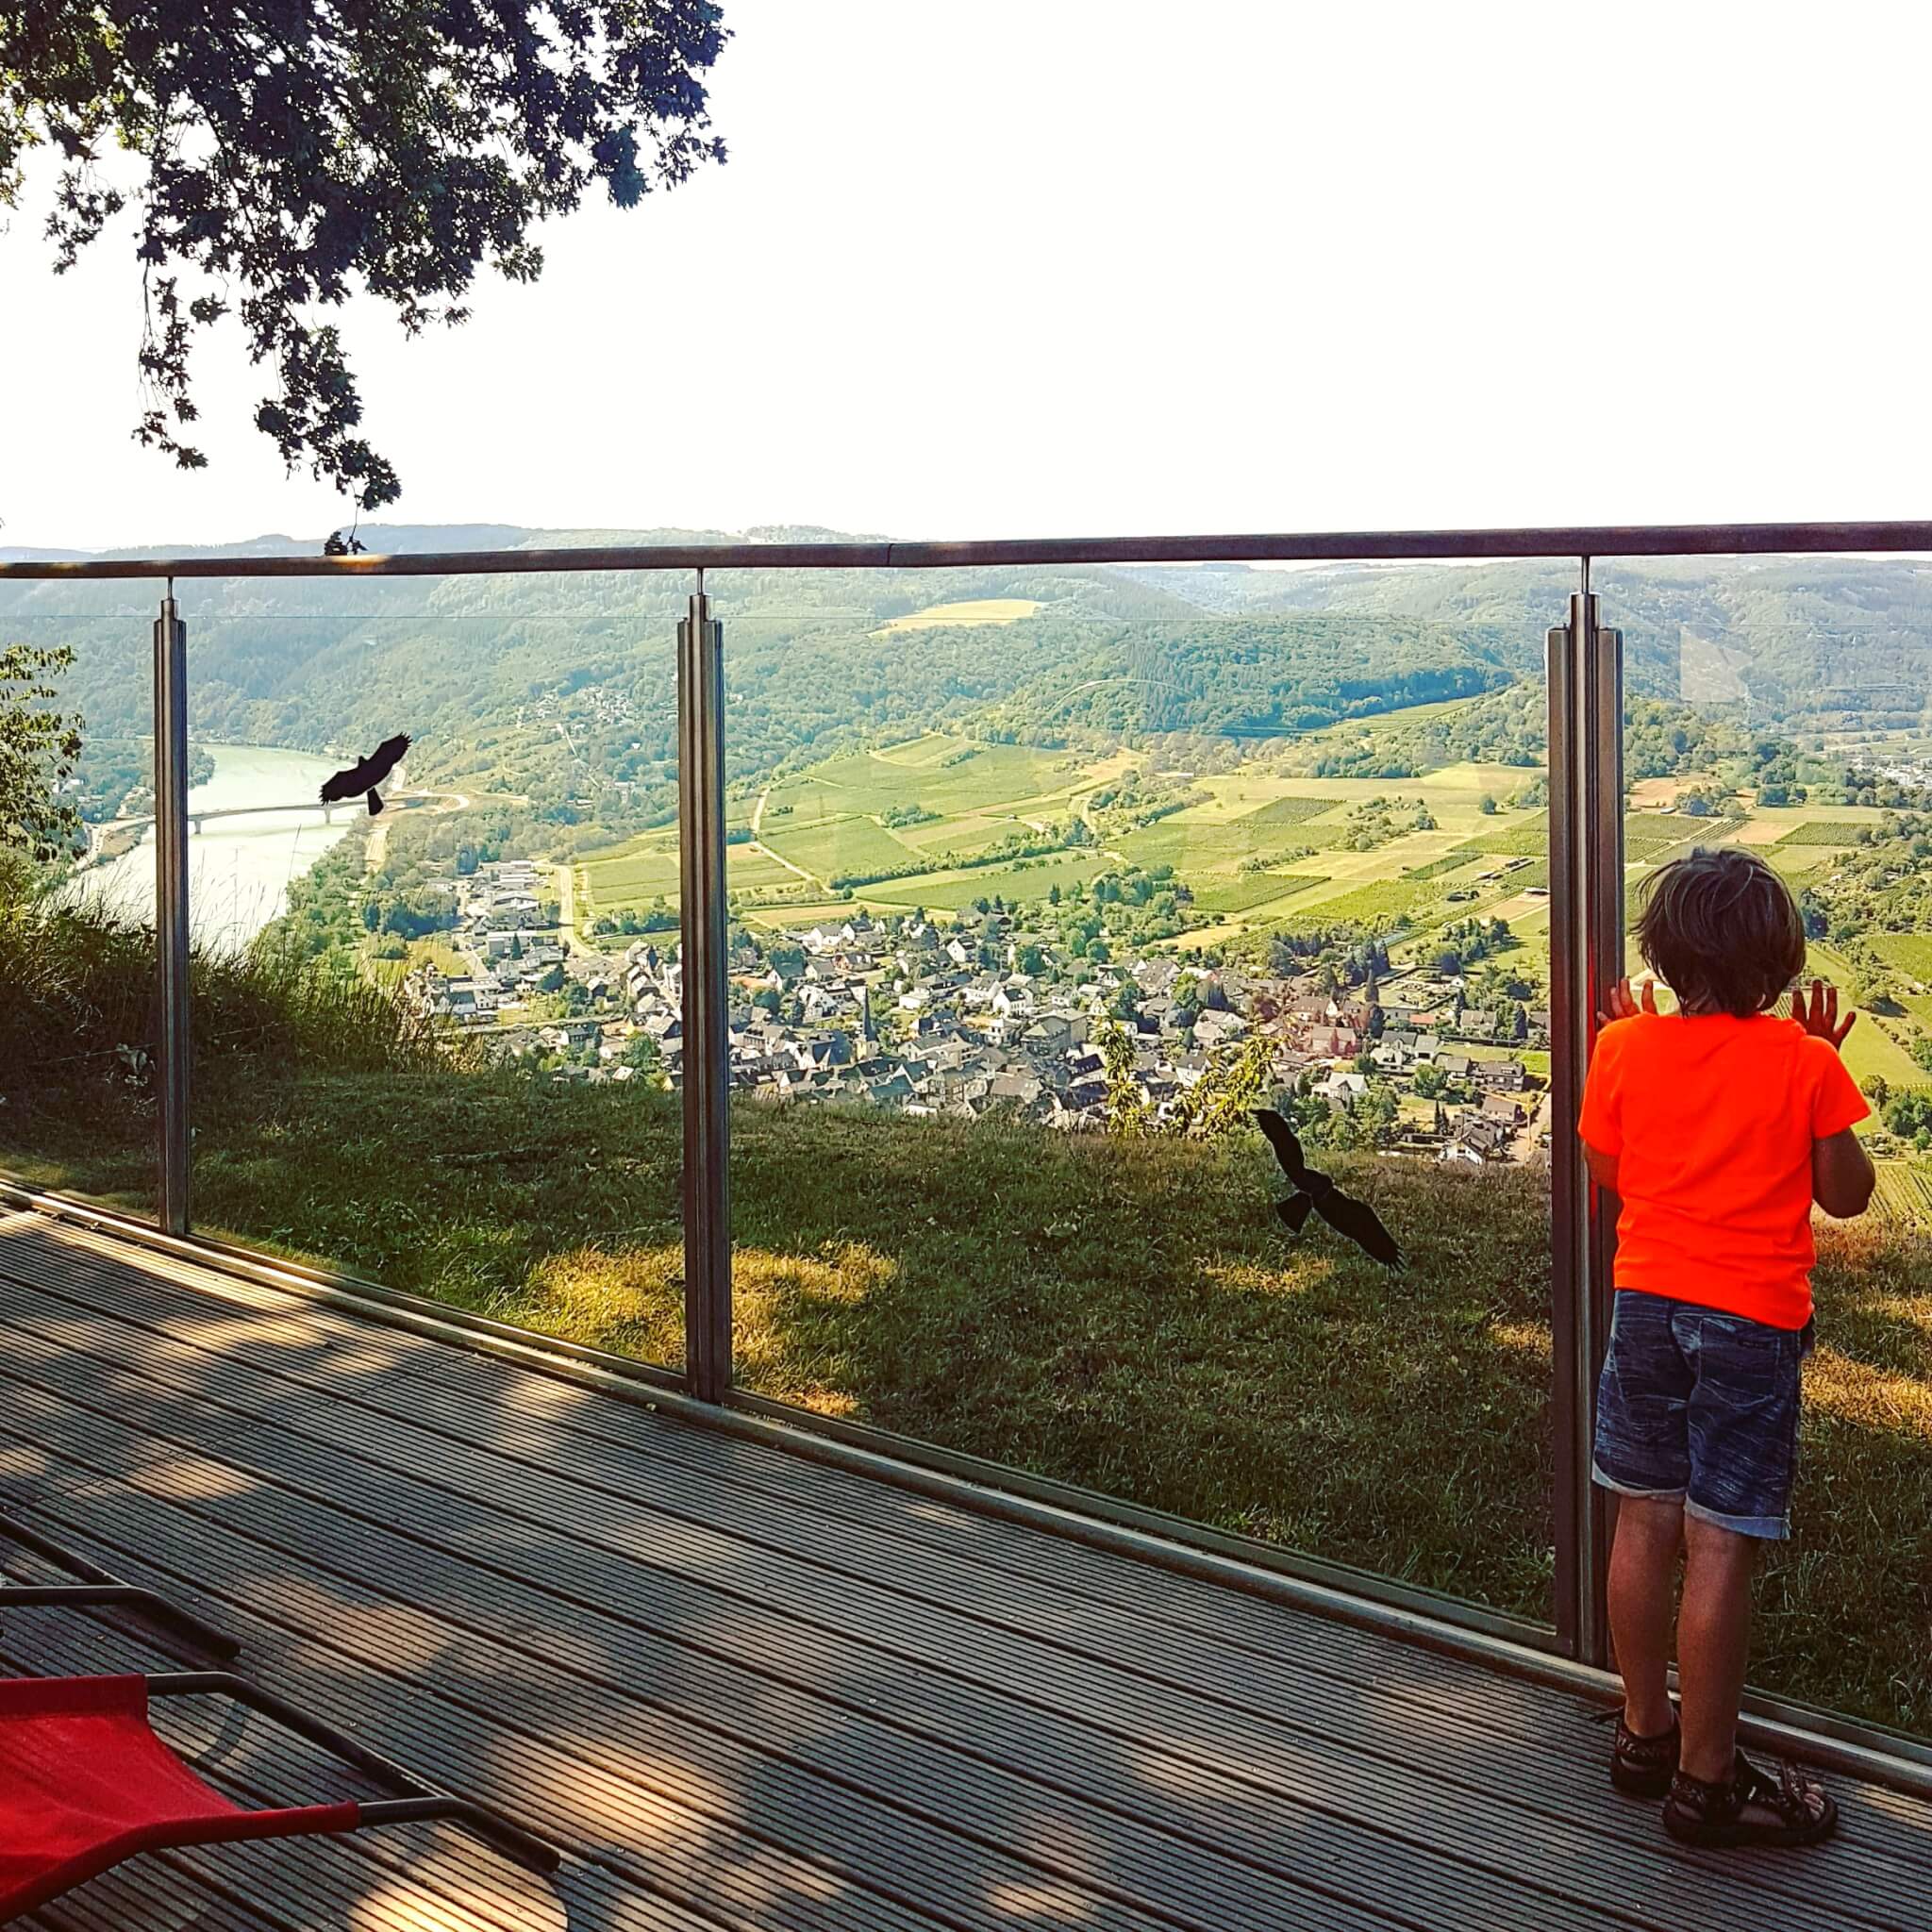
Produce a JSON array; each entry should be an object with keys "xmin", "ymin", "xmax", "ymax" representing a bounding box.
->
[
  {"xmin": 1807, "ymin": 942, "xmax": 1932, "ymax": 1092},
  {"xmin": 1870, "ymin": 931, "xmax": 1932, "ymax": 981},
  {"xmin": 1190, "ymin": 872, "xmax": 1329, "ymax": 916},
  {"xmin": 1775, "ymin": 821, "xmax": 1874, "ymax": 847},
  {"xmin": 1840, "ymin": 1022, "xmax": 1932, "ymax": 1094},
  {"xmin": 1118, "ymin": 822, "xmax": 1316, "ymax": 870},
  {"xmin": 767, "ymin": 741, "xmax": 1076, "ymax": 822},
  {"xmin": 894, "ymin": 812, "xmax": 1019, "ymax": 858},
  {"xmin": 579, "ymin": 837, "xmax": 681, "ymax": 898},
  {"xmin": 1404, "ymin": 852, "xmax": 1487, "ymax": 883},
  {"xmin": 4, "ymin": 893, "xmax": 1927, "ymax": 1739},
  {"xmin": 1458, "ymin": 815, "xmax": 1550, "ymax": 857},
  {"xmin": 760, "ymin": 812, "xmax": 917, "ymax": 883},
  {"xmin": 581, "ymin": 835, "xmax": 803, "ymax": 915},
  {"xmin": 866, "ymin": 852, "xmax": 1111, "ymax": 911},
  {"xmin": 725, "ymin": 847, "xmax": 801, "ymax": 891},
  {"xmin": 1298, "ymin": 876, "xmax": 1444, "ymax": 929},
  {"xmin": 1230, "ymin": 794, "xmax": 1338, "ymax": 827},
  {"xmin": 878, "ymin": 598, "xmax": 1041, "ymax": 632},
  {"xmin": 1761, "ymin": 846, "xmax": 1835, "ymax": 880}
]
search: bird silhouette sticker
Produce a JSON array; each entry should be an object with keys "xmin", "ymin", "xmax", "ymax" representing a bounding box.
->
[
  {"xmin": 321, "ymin": 734, "xmax": 411, "ymax": 816},
  {"xmin": 1255, "ymin": 1108, "xmax": 1405, "ymax": 1269}
]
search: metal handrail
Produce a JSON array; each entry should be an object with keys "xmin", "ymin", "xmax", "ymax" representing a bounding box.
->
[
  {"xmin": 10, "ymin": 523, "xmax": 1932, "ymax": 1783},
  {"xmin": 3, "ymin": 518, "xmax": 1932, "ymax": 578}
]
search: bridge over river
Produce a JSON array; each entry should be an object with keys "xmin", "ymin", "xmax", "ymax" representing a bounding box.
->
[
  {"xmin": 96, "ymin": 797, "xmax": 347, "ymax": 837},
  {"xmin": 89, "ymin": 791, "xmax": 440, "ymax": 848}
]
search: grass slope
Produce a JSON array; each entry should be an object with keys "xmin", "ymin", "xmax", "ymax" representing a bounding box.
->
[
  {"xmin": 1807, "ymin": 943, "xmax": 1932, "ymax": 1091},
  {"xmin": 9, "ymin": 1062, "xmax": 1926, "ymax": 1738}
]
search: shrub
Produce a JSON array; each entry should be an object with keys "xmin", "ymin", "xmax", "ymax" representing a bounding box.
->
[{"xmin": 0, "ymin": 869, "xmax": 440, "ymax": 1148}]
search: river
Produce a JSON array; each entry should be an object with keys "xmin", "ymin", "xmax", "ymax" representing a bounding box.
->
[{"xmin": 76, "ymin": 743, "xmax": 356, "ymax": 955}]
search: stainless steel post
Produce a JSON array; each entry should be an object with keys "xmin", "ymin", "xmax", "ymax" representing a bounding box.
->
[
  {"xmin": 677, "ymin": 574, "xmax": 732, "ymax": 1399},
  {"xmin": 1546, "ymin": 575, "xmax": 1624, "ymax": 1664},
  {"xmin": 1585, "ymin": 602, "xmax": 1625, "ymax": 1657},
  {"xmin": 1546, "ymin": 603, "xmax": 1587, "ymax": 1657},
  {"xmin": 153, "ymin": 590, "xmax": 192, "ymax": 1234}
]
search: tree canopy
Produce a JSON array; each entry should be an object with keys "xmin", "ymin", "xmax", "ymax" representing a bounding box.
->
[
  {"xmin": 0, "ymin": 643, "xmax": 82, "ymax": 863},
  {"xmin": 2, "ymin": 1, "xmax": 727, "ymax": 506}
]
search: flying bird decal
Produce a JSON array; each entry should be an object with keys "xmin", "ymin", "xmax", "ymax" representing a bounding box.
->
[
  {"xmin": 1254, "ymin": 1108, "xmax": 1405, "ymax": 1270},
  {"xmin": 321, "ymin": 733, "xmax": 410, "ymax": 816}
]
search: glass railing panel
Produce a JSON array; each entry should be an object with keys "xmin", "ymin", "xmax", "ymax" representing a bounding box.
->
[
  {"xmin": 0, "ymin": 601, "xmax": 162, "ymax": 1221},
  {"xmin": 713, "ymin": 553, "xmax": 1567, "ymax": 1625},
  {"xmin": 176, "ymin": 581, "xmax": 686, "ymax": 1369},
  {"xmin": 1599, "ymin": 555, "xmax": 1932, "ymax": 1740}
]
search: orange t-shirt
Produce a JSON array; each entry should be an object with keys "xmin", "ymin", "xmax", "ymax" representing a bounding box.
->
[{"xmin": 1578, "ymin": 1011, "xmax": 1869, "ymax": 1329}]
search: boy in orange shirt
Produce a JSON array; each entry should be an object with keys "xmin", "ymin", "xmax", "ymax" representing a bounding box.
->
[{"xmin": 1580, "ymin": 845, "xmax": 1873, "ymax": 1848}]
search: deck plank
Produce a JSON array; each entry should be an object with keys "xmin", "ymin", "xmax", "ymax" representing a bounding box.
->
[
  {"xmin": 7, "ymin": 1240, "xmax": 1930, "ymax": 1904},
  {"xmin": 0, "ymin": 1394, "xmax": 1554, "ymax": 1932},
  {"xmin": 1, "ymin": 1212, "xmax": 1926, "ymax": 1932}
]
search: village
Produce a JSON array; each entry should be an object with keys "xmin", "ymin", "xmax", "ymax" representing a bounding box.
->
[{"xmin": 405, "ymin": 858, "xmax": 1553, "ymax": 1163}]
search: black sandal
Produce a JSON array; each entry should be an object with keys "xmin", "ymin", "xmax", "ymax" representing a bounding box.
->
[
  {"xmin": 1662, "ymin": 1751, "xmax": 1839, "ymax": 1848},
  {"xmin": 1610, "ymin": 1711, "xmax": 1681, "ymax": 1798}
]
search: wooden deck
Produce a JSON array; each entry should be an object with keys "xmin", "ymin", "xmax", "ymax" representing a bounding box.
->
[{"xmin": 1, "ymin": 1210, "xmax": 1926, "ymax": 1932}]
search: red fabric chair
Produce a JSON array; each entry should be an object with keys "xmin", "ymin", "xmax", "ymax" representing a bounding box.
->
[
  {"xmin": 0, "ymin": 1674, "xmax": 358, "ymax": 1919},
  {"xmin": 0, "ymin": 1513, "xmax": 557, "ymax": 1920},
  {"xmin": 0, "ymin": 1670, "xmax": 558, "ymax": 1923}
]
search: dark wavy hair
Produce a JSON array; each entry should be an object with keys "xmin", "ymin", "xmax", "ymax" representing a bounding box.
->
[{"xmin": 1633, "ymin": 845, "xmax": 1806, "ymax": 1017}]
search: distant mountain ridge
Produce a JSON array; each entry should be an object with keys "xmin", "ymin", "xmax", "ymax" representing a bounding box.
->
[{"xmin": 2, "ymin": 521, "xmax": 883, "ymax": 564}]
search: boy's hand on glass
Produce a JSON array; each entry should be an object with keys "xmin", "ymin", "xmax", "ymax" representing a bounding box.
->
[
  {"xmin": 1599, "ymin": 976, "xmax": 1660, "ymax": 1026},
  {"xmin": 1791, "ymin": 978, "xmax": 1857, "ymax": 1051}
]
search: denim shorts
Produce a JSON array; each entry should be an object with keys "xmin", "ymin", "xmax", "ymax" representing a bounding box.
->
[{"xmin": 1592, "ymin": 1291, "xmax": 1810, "ymax": 1541}]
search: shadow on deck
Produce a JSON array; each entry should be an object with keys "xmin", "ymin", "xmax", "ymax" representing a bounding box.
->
[{"xmin": 0, "ymin": 1209, "xmax": 1925, "ymax": 1932}]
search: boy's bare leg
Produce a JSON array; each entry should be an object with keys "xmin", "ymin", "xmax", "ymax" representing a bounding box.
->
[
  {"xmin": 1677, "ymin": 1513, "xmax": 1759, "ymax": 1781},
  {"xmin": 1607, "ymin": 1494, "xmax": 1683, "ymax": 1736}
]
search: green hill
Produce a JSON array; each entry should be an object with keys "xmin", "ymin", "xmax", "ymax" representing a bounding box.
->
[
  {"xmin": 8, "ymin": 531, "xmax": 1929, "ymax": 868},
  {"xmin": 1121, "ymin": 556, "xmax": 1932, "ymax": 732}
]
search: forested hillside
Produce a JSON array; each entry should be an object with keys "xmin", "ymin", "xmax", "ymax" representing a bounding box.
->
[
  {"xmin": 7, "ymin": 529, "xmax": 1929, "ymax": 858},
  {"xmin": 1121, "ymin": 555, "xmax": 1932, "ymax": 728}
]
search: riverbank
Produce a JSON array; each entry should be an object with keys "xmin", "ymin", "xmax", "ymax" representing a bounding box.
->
[{"xmin": 77, "ymin": 742, "xmax": 355, "ymax": 954}]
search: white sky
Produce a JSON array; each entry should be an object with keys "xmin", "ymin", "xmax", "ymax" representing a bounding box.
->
[{"xmin": 3, "ymin": 1, "xmax": 1927, "ymax": 552}]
